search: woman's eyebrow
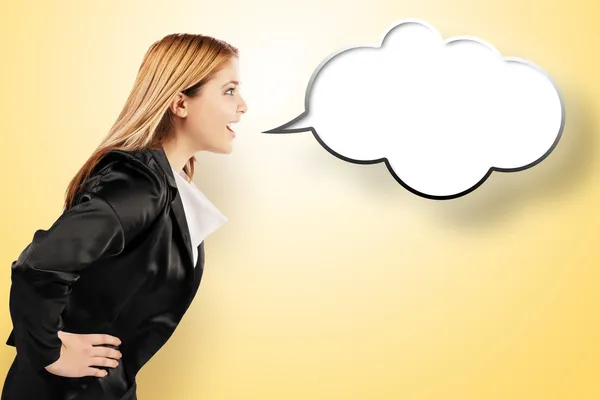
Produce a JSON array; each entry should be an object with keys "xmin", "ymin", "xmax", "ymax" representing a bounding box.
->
[{"xmin": 221, "ymin": 80, "xmax": 239, "ymax": 88}]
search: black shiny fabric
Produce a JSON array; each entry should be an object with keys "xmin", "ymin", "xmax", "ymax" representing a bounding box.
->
[{"xmin": 1, "ymin": 147, "xmax": 205, "ymax": 400}]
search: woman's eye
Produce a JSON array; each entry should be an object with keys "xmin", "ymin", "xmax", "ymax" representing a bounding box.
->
[{"xmin": 225, "ymin": 88, "xmax": 235, "ymax": 95}]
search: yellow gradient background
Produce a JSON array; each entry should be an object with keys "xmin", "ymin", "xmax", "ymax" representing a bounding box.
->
[{"xmin": 1, "ymin": 1, "xmax": 598, "ymax": 399}]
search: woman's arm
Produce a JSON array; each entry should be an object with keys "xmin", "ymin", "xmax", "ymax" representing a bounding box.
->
[{"xmin": 8, "ymin": 154, "xmax": 166, "ymax": 372}]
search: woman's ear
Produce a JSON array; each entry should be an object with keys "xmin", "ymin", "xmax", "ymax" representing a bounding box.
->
[{"xmin": 169, "ymin": 92, "xmax": 188, "ymax": 118}]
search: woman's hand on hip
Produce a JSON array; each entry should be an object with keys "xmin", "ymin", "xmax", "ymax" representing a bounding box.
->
[{"xmin": 43, "ymin": 330, "xmax": 123, "ymax": 378}]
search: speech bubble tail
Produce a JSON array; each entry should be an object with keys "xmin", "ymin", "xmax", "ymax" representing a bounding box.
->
[
  {"xmin": 262, "ymin": 112, "xmax": 313, "ymax": 134},
  {"xmin": 261, "ymin": 125, "xmax": 296, "ymax": 134}
]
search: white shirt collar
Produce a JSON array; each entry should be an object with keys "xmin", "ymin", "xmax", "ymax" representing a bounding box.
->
[{"xmin": 171, "ymin": 167, "xmax": 227, "ymax": 265}]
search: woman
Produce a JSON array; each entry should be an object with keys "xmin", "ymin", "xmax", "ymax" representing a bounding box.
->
[{"xmin": 1, "ymin": 33, "xmax": 247, "ymax": 400}]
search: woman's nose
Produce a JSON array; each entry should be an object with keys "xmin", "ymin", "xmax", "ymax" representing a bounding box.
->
[{"xmin": 238, "ymin": 97, "xmax": 248, "ymax": 113}]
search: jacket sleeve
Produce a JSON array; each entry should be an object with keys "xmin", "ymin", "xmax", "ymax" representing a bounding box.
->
[{"xmin": 6, "ymin": 154, "xmax": 166, "ymax": 372}]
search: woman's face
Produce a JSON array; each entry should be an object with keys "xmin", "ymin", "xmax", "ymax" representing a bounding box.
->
[{"xmin": 178, "ymin": 57, "xmax": 248, "ymax": 154}]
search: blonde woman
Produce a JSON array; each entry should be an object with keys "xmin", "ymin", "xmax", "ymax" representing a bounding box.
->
[{"xmin": 1, "ymin": 33, "xmax": 247, "ymax": 400}]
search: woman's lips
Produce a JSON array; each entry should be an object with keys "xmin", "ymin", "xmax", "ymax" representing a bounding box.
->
[{"xmin": 227, "ymin": 125, "xmax": 235, "ymax": 137}]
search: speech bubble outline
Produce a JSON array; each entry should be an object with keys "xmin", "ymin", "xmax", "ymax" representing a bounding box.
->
[{"xmin": 262, "ymin": 19, "xmax": 565, "ymax": 200}]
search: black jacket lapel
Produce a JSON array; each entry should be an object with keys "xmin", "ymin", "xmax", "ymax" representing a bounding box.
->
[{"xmin": 148, "ymin": 147, "xmax": 195, "ymax": 271}]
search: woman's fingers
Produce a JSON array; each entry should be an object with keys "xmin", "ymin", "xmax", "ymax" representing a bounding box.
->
[
  {"xmin": 89, "ymin": 356, "xmax": 119, "ymax": 368},
  {"xmin": 43, "ymin": 331, "xmax": 124, "ymax": 378},
  {"xmin": 85, "ymin": 333, "xmax": 121, "ymax": 346},
  {"xmin": 84, "ymin": 367, "xmax": 109, "ymax": 378},
  {"xmin": 90, "ymin": 346, "xmax": 122, "ymax": 360}
]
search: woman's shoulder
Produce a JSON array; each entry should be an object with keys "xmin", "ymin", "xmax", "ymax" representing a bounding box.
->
[
  {"xmin": 78, "ymin": 148, "xmax": 171, "ymax": 232},
  {"xmin": 90, "ymin": 148, "xmax": 165, "ymax": 184}
]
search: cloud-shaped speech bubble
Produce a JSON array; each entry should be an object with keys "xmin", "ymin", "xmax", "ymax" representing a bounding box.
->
[{"xmin": 263, "ymin": 19, "xmax": 565, "ymax": 199}]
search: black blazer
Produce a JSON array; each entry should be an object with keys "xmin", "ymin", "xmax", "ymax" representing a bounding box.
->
[{"xmin": 1, "ymin": 147, "xmax": 205, "ymax": 400}]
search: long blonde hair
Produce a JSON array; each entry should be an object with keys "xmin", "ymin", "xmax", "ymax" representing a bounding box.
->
[{"xmin": 63, "ymin": 33, "xmax": 239, "ymax": 210}]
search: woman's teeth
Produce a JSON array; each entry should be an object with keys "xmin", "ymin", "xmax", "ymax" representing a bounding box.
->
[{"xmin": 227, "ymin": 122, "xmax": 237, "ymax": 133}]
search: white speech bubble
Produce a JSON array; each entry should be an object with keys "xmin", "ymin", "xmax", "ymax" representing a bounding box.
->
[{"xmin": 263, "ymin": 19, "xmax": 565, "ymax": 199}]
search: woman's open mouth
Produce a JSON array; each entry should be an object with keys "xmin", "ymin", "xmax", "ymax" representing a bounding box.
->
[{"xmin": 227, "ymin": 121, "xmax": 237, "ymax": 137}]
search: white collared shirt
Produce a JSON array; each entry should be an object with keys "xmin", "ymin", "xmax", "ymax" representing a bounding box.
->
[{"xmin": 171, "ymin": 167, "xmax": 227, "ymax": 266}]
